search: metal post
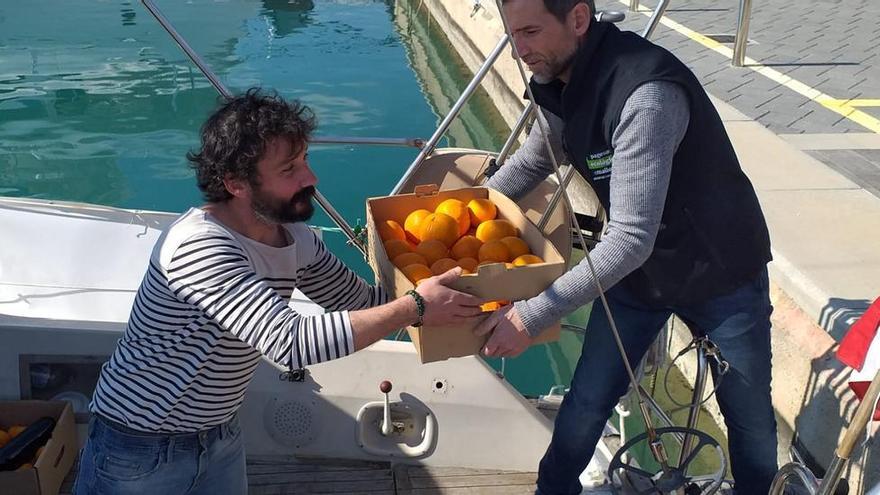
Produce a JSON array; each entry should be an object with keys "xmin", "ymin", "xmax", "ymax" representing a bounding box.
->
[
  {"xmin": 140, "ymin": 0, "xmax": 366, "ymax": 255},
  {"xmin": 629, "ymin": 0, "xmax": 640, "ymax": 12},
  {"xmin": 641, "ymin": 0, "xmax": 671, "ymax": 40},
  {"xmin": 733, "ymin": 0, "xmax": 753, "ymax": 67},
  {"xmin": 678, "ymin": 341, "xmax": 709, "ymax": 466},
  {"xmin": 391, "ymin": 34, "xmax": 510, "ymax": 195},
  {"xmin": 536, "ymin": 165, "xmax": 575, "ymax": 232},
  {"xmin": 495, "ymin": 102, "xmax": 534, "ymax": 167},
  {"xmin": 311, "ymin": 136, "xmax": 424, "ymax": 148}
]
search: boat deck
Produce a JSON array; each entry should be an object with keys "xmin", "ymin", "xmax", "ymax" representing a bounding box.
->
[{"xmin": 60, "ymin": 456, "xmax": 544, "ymax": 494}]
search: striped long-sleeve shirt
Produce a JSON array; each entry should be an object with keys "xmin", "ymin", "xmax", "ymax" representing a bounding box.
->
[{"xmin": 91, "ymin": 208, "xmax": 386, "ymax": 433}]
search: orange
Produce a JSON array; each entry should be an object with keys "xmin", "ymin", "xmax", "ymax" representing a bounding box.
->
[
  {"xmin": 404, "ymin": 209, "xmax": 432, "ymax": 242},
  {"xmin": 480, "ymin": 300, "xmax": 510, "ymax": 312},
  {"xmin": 467, "ymin": 198, "xmax": 497, "ymax": 226},
  {"xmin": 419, "ymin": 212, "xmax": 460, "ymax": 248},
  {"xmin": 436, "ymin": 199, "xmax": 470, "ymax": 236},
  {"xmin": 430, "ymin": 257, "xmax": 459, "ymax": 275},
  {"xmin": 500, "ymin": 236, "xmax": 530, "ymax": 259},
  {"xmin": 415, "ymin": 239, "xmax": 451, "ymax": 266},
  {"xmin": 393, "ymin": 252, "xmax": 428, "ymax": 269},
  {"xmin": 451, "ymin": 235, "xmax": 482, "ymax": 260},
  {"xmin": 16, "ymin": 463, "xmax": 33, "ymax": 471},
  {"xmin": 481, "ymin": 301, "xmax": 502, "ymax": 312},
  {"xmin": 0, "ymin": 430, "xmax": 9, "ymax": 448},
  {"xmin": 475, "ymin": 219, "xmax": 517, "ymax": 243},
  {"xmin": 8, "ymin": 425, "xmax": 26, "ymax": 439},
  {"xmin": 478, "ymin": 240, "xmax": 511, "ymax": 264},
  {"xmin": 377, "ymin": 219, "xmax": 406, "ymax": 242},
  {"xmin": 401, "ymin": 263, "xmax": 432, "ymax": 284},
  {"xmin": 512, "ymin": 254, "xmax": 544, "ymax": 266},
  {"xmin": 505, "ymin": 262, "xmax": 515, "ymax": 269},
  {"xmin": 34, "ymin": 446, "xmax": 45, "ymax": 462},
  {"xmin": 457, "ymin": 257, "xmax": 479, "ymax": 274},
  {"xmin": 383, "ymin": 239, "xmax": 411, "ymax": 261}
]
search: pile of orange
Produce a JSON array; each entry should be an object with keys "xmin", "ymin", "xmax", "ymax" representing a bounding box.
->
[
  {"xmin": 0, "ymin": 423, "xmax": 46, "ymax": 471},
  {"xmin": 379, "ymin": 197, "xmax": 545, "ymax": 292}
]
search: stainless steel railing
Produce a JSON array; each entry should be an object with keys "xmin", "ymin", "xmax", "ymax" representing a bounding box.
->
[
  {"xmin": 390, "ymin": 34, "xmax": 511, "ymax": 195},
  {"xmin": 641, "ymin": 0, "xmax": 672, "ymax": 39},
  {"xmin": 732, "ymin": 0, "xmax": 753, "ymax": 67}
]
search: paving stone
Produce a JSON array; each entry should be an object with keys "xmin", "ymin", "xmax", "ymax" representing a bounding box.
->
[{"xmin": 611, "ymin": 0, "xmax": 880, "ymax": 136}]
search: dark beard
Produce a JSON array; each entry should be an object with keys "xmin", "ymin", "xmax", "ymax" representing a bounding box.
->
[{"xmin": 252, "ymin": 185, "xmax": 316, "ymax": 224}]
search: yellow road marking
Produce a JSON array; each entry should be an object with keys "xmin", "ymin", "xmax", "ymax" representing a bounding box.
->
[
  {"xmin": 620, "ymin": 2, "xmax": 880, "ymax": 133},
  {"xmin": 828, "ymin": 99, "xmax": 880, "ymax": 107}
]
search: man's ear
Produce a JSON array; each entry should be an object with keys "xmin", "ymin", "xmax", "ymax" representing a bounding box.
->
[
  {"xmin": 571, "ymin": 3, "xmax": 591, "ymax": 36},
  {"xmin": 223, "ymin": 175, "xmax": 250, "ymax": 200}
]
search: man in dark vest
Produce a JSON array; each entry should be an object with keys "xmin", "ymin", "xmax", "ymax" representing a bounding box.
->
[{"xmin": 475, "ymin": 0, "xmax": 778, "ymax": 493}]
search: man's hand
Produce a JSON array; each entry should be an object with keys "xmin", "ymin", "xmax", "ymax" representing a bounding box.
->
[
  {"xmin": 473, "ymin": 304, "xmax": 532, "ymax": 358},
  {"xmin": 417, "ymin": 267, "xmax": 483, "ymax": 326}
]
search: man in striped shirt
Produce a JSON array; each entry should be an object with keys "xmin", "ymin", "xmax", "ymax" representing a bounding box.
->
[{"xmin": 74, "ymin": 90, "xmax": 482, "ymax": 495}]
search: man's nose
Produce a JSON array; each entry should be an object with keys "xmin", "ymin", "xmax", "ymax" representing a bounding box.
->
[
  {"xmin": 511, "ymin": 38, "xmax": 529, "ymax": 60},
  {"xmin": 302, "ymin": 165, "xmax": 318, "ymax": 188}
]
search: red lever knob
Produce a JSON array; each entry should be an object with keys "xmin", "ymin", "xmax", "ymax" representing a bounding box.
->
[{"xmin": 379, "ymin": 380, "xmax": 392, "ymax": 394}]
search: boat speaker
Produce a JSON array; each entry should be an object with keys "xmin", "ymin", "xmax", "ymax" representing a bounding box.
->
[{"xmin": 263, "ymin": 398, "xmax": 317, "ymax": 448}]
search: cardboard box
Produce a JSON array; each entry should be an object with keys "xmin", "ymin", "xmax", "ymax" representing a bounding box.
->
[
  {"xmin": 367, "ymin": 185, "xmax": 566, "ymax": 363},
  {"xmin": 0, "ymin": 401, "xmax": 78, "ymax": 495}
]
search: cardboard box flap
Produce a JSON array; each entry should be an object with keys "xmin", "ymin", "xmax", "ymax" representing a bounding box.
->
[
  {"xmin": 412, "ymin": 184, "xmax": 440, "ymax": 197},
  {"xmin": 448, "ymin": 262, "xmax": 561, "ymax": 301}
]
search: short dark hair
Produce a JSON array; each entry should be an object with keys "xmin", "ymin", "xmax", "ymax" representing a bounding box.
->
[
  {"xmin": 502, "ymin": 0, "xmax": 595, "ymax": 23},
  {"xmin": 187, "ymin": 88, "xmax": 316, "ymax": 202}
]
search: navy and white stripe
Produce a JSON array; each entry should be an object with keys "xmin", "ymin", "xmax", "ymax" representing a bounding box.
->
[{"xmin": 92, "ymin": 208, "xmax": 386, "ymax": 433}]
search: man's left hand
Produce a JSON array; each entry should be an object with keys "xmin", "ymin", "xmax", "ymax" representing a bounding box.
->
[{"xmin": 473, "ymin": 305, "xmax": 532, "ymax": 358}]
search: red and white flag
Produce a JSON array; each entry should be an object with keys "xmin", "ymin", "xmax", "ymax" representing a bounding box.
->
[{"xmin": 836, "ymin": 297, "xmax": 880, "ymax": 420}]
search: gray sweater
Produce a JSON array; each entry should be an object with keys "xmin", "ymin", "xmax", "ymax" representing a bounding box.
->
[{"xmin": 485, "ymin": 80, "xmax": 690, "ymax": 336}]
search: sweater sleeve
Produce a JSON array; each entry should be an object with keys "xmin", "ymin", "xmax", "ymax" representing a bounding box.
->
[
  {"xmin": 514, "ymin": 80, "xmax": 690, "ymax": 336},
  {"xmin": 294, "ymin": 226, "xmax": 388, "ymax": 311},
  {"xmin": 484, "ymin": 110, "xmax": 565, "ymax": 200}
]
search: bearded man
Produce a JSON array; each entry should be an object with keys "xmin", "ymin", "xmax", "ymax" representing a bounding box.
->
[{"xmin": 74, "ymin": 89, "xmax": 481, "ymax": 494}]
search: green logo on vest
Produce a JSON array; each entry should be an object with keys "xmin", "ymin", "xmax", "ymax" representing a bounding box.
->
[{"xmin": 586, "ymin": 149, "xmax": 613, "ymax": 179}]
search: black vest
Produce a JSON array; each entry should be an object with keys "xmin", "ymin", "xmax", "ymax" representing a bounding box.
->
[{"xmin": 531, "ymin": 22, "xmax": 771, "ymax": 307}]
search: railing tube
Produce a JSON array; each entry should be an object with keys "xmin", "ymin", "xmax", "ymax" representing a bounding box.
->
[
  {"xmin": 536, "ymin": 165, "xmax": 576, "ymax": 232},
  {"xmin": 733, "ymin": 0, "xmax": 753, "ymax": 67},
  {"xmin": 391, "ymin": 34, "xmax": 510, "ymax": 195},
  {"xmin": 678, "ymin": 343, "xmax": 709, "ymax": 465},
  {"xmin": 495, "ymin": 102, "xmax": 534, "ymax": 167},
  {"xmin": 312, "ymin": 136, "xmax": 424, "ymax": 148},
  {"xmin": 641, "ymin": 0, "xmax": 671, "ymax": 40}
]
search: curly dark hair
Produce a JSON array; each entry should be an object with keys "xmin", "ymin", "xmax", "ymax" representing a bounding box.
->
[{"xmin": 187, "ymin": 88, "xmax": 317, "ymax": 202}]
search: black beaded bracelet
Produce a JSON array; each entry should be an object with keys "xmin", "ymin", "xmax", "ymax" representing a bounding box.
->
[{"xmin": 405, "ymin": 289, "xmax": 425, "ymax": 327}]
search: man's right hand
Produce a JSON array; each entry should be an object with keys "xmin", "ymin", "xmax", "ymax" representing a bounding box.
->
[{"xmin": 416, "ymin": 267, "xmax": 483, "ymax": 326}]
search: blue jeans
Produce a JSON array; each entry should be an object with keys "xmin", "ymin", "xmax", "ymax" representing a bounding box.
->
[
  {"xmin": 537, "ymin": 268, "xmax": 778, "ymax": 494},
  {"xmin": 73, "ymin": 414, "xmax": 246, "ymax": 495}
]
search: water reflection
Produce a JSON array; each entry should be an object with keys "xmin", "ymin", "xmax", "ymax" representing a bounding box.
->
[{"xmin": 261, "ymin": 0, "xmax": 314, "ymax": 37}]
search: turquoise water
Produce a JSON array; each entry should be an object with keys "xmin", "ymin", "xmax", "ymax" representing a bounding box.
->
[{"xmin": 0, "ymin": 0, "xmax": 582, "ymax": 397}]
